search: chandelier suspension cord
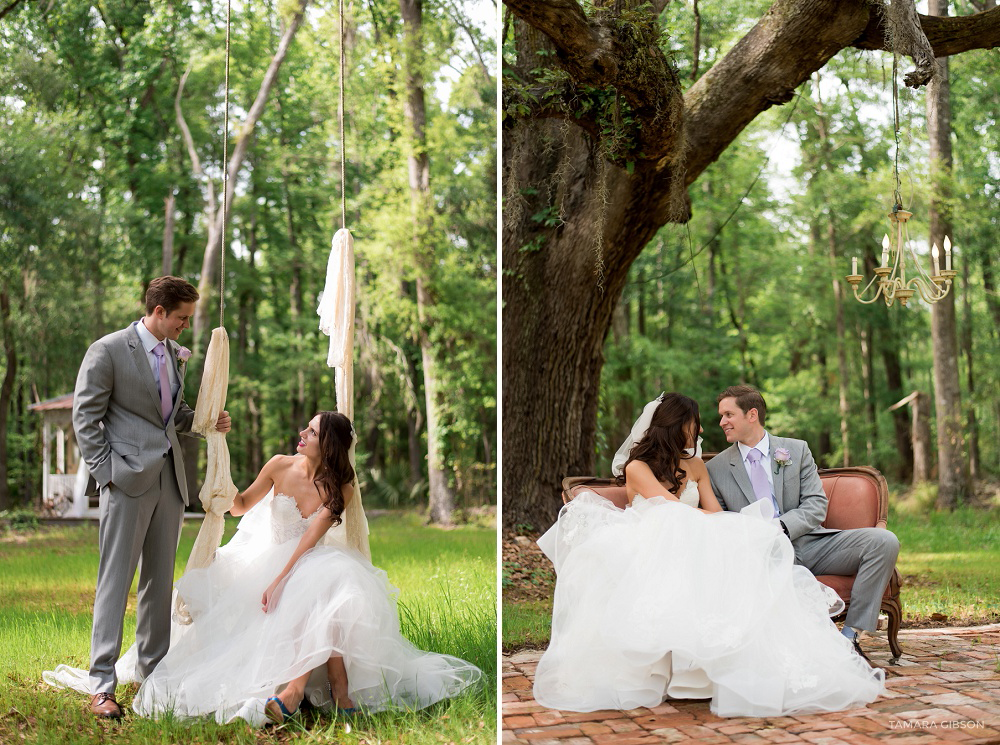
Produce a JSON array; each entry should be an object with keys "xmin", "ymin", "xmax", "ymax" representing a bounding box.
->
[
  {"xmin": 891, "ymin": 51, "xmax": 902, "ymax": 210},
  {"xmin": 220, "ymin": 0, "xmax": 233, "ymax": 328}
]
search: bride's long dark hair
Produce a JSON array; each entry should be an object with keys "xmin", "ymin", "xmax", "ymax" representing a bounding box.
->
[
  {"xmin": 314, "ymin": 411, "xmax": 355, "ymax": 526},
  {"xmin": 616, "ymin": 393, "xmax": 700, "ymax": 495}
]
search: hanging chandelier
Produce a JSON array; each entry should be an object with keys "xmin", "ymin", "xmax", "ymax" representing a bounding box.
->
[
  {"xmin": 845, "ymin": 51, "xmax": 957, "ymax": 308},
  {"xmin": 845, "ymin": 205, "xmax": 957, "ymax": 307}
]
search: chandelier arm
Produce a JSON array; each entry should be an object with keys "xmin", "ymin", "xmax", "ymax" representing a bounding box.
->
[
  {"xmin": 851, "ymin": 287, "xmax": 886, "ymax": 305},
  {"xmin": 911, "ymin": 276, "xmax": 950, "ymax": 303}
]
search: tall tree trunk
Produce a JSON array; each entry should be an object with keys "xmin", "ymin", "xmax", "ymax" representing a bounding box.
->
[
  {"xmin": 284, "ymin": 164, "xmax": 306, "ymax": 452},
  {"xmin": 240, "ymin": 200, "xmax": 263, "ymax": 477},
  {"xmin": 880, "ymin": 329, "xmax": 914, "ymax": 482},
  {"xmin": 961, "ymin": 259, "xmax": 979, "ymax": 479},
  {"xmin": 926, "ymin": 0, "xmax": 971, "ymax": 508},
  {"xmin": 829, "ymin": 218, "xmax": 850, "ymax": 466},
  {"xmin": 860, "ymin": 321, "xmax": 875, "ymax": 463},
  {"xmin": 979, "ymin": 252, "xmax": 1000, "ymax": 456},
  {"xmin": 404, "ymin": 338, "xmax": 424, "ymax": 487},
  {"xmin": 0, "ymin": 287, "xmax": 17, "ymax": 510},
  {"xmin": 400, "ymin": 0, "xmax": 454, "ymax": 525},
  {"xmin": 912, "ymin": 391, "xmax": 932, "ymax": 483}
]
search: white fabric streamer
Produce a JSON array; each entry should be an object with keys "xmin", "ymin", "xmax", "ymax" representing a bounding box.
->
[
  {"xmin": 317, "ymin": 227, "xmax": 370, "ymax": 560},
  {"xmin": 318, "ymin": 228, "xmax": 356, "ymax": 369},
  {"xmin": 173, "ymin": 327, "xmax": 239, "ymax": 624}
]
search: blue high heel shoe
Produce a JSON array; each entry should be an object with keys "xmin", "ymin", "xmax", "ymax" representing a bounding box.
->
[{"xmin": 265, "ymin": 695, "xmax": 298, "ymax": 724}]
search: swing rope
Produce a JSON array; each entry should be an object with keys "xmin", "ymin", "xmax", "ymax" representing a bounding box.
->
[
  {"xmin": 220, "ymin": 0, "xmax": 232, "ymax": 327},
  {"xmin": 317, "ymin": 0, "xmax": 371, "ymax": 559},
  {"xmin": 171, "ymin": 0, "xmax": 238, "ymax": 623},
  {"xmin": 339, "ymin": 0, "xmax": 346, "ymax": 230}
]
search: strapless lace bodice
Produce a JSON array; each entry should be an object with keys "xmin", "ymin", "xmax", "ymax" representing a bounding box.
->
[
  {"xmin": 270, "ymin": 493, "xmax": 321, "ymax": 543},
  {"xmin": 633, "ymin": 479, "xmax": 700, "ymax": 508},
  {"xmin": 677, "ymin": 480, "xmax": 700, "ymax": 508}
]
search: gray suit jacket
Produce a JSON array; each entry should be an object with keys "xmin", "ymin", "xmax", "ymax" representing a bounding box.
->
[
  {"xmin": 73, "ymin": 323, "xmax": 196, "ymax": 504},
  {"xmin": 706, "ymin": 435, "xmax": 837, "ymax": 541}
]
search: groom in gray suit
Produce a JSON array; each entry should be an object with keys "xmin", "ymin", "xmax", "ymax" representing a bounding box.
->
[
  {"xmin": 705, "ymin": 385, "xmax": 899, "ymax": 663},
  {"xmin": 73, "ymin": 276, "xmax": 231, "ymax": 718}
]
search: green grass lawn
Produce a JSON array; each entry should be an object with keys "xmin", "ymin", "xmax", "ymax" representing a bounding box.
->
[
  {"xmin": 889, "ymin": 505, "xmax": 1000, "ymax": 624},
  {"xmin": 0, "ymin": 512, "xmax": 496, "ymax": 744},
  {"xmin": 503, "ymin": 505, "xmax": 1000, "ymax": 651}
]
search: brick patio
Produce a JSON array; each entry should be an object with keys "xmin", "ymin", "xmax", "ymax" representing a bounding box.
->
[{"xmin": 503, "ymin": 625, "xmax": 1000, "ymax": 744}]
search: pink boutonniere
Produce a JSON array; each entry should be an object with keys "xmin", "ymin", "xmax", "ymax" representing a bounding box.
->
[
  {"xmin": 773, "ymin": 447, "xmax": 792, "ymax": 474},
  {"xmin": 177, "ymin": 346, "xmax": 192, "ymax": 370}
]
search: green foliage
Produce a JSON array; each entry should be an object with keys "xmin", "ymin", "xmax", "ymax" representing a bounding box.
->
[{"xmin": 0, "ymin": 508, "xmax": 40, "ymax": 532}]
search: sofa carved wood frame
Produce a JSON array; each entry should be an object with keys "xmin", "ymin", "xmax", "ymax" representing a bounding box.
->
[{"xmin": 560, "ymin": 463, "xmax": 903, "ymax": 663}]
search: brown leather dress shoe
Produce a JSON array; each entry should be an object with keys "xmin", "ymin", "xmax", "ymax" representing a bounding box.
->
[{"xmin": 90, "ymin": 692, "xmax": 123, "ymax": 719}]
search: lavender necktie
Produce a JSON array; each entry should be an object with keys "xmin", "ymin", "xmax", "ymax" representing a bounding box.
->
[
  {"xmin": 747, "ymin": 447, "xmax": 780, "ymax": 517},
  {"xmin": 152, "ymin": 342, "xmax": 172, "ymax": 423}
]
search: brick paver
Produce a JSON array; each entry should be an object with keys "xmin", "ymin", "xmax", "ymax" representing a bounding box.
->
[{"xmin": 504, "ymin": 625, "xmax": 1000, "ymax": 744}]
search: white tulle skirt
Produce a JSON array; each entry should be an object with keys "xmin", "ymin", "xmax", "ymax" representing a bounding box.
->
[
  {"xmin": 533, "ymin": 493, "xmax": 884, "ymax": 717},
  {"xmin": 44, "ymin": 495, "xmax": 481, "ymax": 726}
]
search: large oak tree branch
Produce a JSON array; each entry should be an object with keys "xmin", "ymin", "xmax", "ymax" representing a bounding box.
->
[
  {"xmin": 853, "ymin": 5, "xmax": 1000, "ymax": 56},
  {"xmin": 682, "ymin": 0, "xmax": 1000, "ymax": 187},
  {"xmin": 682, "ymin": 0, "xmax": 870, "ymax": 185}
]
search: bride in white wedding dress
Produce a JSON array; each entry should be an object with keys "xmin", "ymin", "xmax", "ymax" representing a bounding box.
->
[
  {"xmin": 46, "ymin": 411, "xmax": 480, "ymax": 726},
  {"xmin": 533, "ymin": 393, "xmax": 884, "ymax": 717}
]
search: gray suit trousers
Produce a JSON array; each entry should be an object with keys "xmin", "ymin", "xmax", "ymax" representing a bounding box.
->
[
  {"xmin": 89, "ymin": 453, "xmax": 184, "ymax": 694},
  {"xmin": 793, "ymin": 528, "xmax": 900, "ymax": 632}
]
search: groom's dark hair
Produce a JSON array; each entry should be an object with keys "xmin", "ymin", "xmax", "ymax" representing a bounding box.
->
[
  {"xmin": 718, "ymin": 385, "xmax": 767, "ymax": 425},
  {"xmin": 145, "ymin": 276, "xmax": 200, "ymax": 315}
]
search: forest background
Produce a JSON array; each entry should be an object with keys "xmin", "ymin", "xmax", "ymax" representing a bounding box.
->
[
  {"xmin": 502, "ymin": 0, "xmax": 1000, "ymax": 532},
  {"xmin": 0, "ymin": 0, "xmax": 497, "ymax": 523}
]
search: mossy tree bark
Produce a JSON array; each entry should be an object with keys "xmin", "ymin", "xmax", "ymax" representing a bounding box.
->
[{"xmin": 502, "ymin": 0, "xmax": 1000, "ymax": 530}]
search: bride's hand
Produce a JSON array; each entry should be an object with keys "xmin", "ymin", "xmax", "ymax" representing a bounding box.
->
[{"xmin": 262, "ymin": 579, "xmax": 281, "ymax": 613}]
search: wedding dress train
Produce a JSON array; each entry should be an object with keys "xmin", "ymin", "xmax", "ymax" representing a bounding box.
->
[
  {"xmin": 45, "ymin": 490, "xmax": 481, "ymax": 726},
  {"xmin": 533, "ymin": 482, "xmax": 885, "ymax": 717}
]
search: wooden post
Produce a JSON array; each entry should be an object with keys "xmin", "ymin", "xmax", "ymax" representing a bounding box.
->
[
  {"xmin": 56, "ymin": 426, "xmax": 66, "ymax": 474},
  {"xmin": 41, "ymin": 418, "xmax": 51, "ymax": 507}
]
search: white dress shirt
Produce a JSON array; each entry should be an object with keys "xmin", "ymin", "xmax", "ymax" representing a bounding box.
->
[{"xmin": 134, "ymin": 320, "xmax": 179, "ymax": 401}]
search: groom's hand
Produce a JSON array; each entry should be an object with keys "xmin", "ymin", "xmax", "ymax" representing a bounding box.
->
[{"xmin": 215, "ymin": 410, "xmax": 231, "ymax": 434}]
